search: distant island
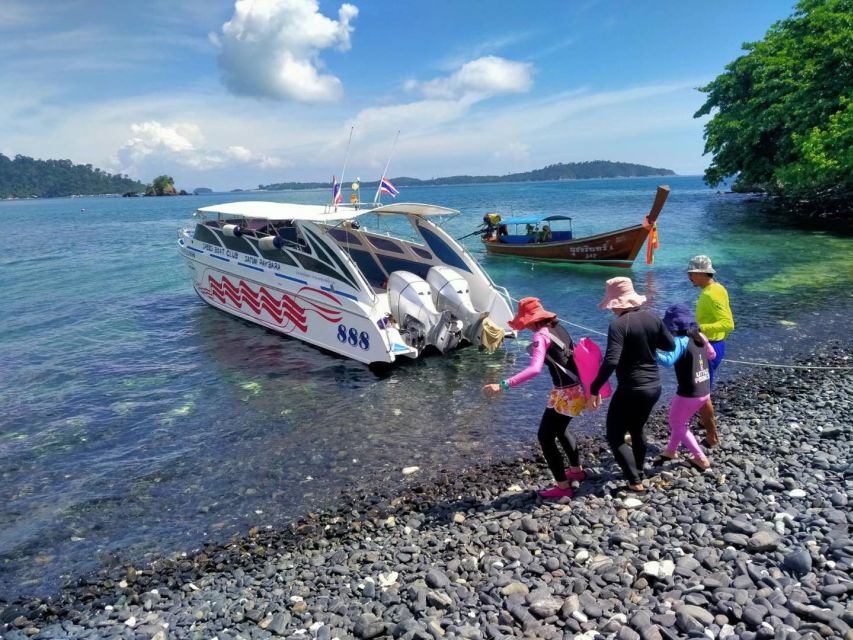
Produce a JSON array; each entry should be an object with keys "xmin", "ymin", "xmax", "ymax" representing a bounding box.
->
[
  {"xmin": 259, "ymin": 160, "xmax": 676, "ymax": 191},
  {"xmin": 0, "ymin": 156, "xmax": 192, "ymax": 199},
  {"xmin": 193, "ymin": 187, "xmax": 213, "ymax": 195},
  {"xmin": 0, "ymin": 153, "xmax": 146, "ymax": 199}
]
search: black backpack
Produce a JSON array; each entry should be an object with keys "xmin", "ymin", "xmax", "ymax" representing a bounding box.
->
[{"xmin": 545, "ymin": 323, "xmax": 581, "ymax": 385}]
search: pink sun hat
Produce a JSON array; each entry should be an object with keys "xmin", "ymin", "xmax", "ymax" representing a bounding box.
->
[{"xmin": 598, "ymin": 277, "xmax": 647, "ymax": 310}]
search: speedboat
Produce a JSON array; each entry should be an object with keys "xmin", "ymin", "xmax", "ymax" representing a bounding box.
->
[{"xmin": 178, "ymin": 200, "xmax": 515, "ymax": 366}]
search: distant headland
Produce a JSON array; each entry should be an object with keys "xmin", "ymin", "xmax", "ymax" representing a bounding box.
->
[
  {"xmin": 259, "ymin": 161, "xmax": 676, "ymax": 191},
  {"xmin": 0, "ymin": 154, "xmax": 192, "ymax": 199},
  {"xmin": 0, "ymin": 153, "xmax": 146, "ymax": 199},
  {"xmin": 1, "ymin": 155, "xmax": 675, "ymax": 200}
]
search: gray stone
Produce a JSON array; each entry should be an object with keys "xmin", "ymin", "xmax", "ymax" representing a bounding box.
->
[
  {"xmin": 618, "ymin": 625, "xmax": 641, "ymax": 640},
  {"xmin": 782, "ymin": 549, "xmax": 812, "ymax": 576},
  {"xmin": 354, "ymin": 614, "xmax": 386, "ymax": 639},
  {"xmin": 747, "ymin": 531, "xmax": 780, "ymax": 553},
  {"xmin": 529, "ymin": 596, "xmax": 563, "ymax": 619},
  {"xmin": 675, "ymin": 610, "xmax": 705, "ymax": 634},
  {"xmin": 679, "ymin": 605, "xmax": 713, "ymax": 626},
  {"xmin": 723, "ymin": 533, "xmax": 750, "ymax": 547},
  {"xmin": 425, "ymin": 568, "xmax": 450, "ymax": 589}
]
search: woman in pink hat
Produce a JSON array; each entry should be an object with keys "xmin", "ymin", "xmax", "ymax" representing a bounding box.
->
[
  {"xmin": 483, "ymin": 297, "xmax": 586, "ymax": 499},
  {"xmin": 589, "ymin": 278, "xmax": 675, "ymax": 492}
]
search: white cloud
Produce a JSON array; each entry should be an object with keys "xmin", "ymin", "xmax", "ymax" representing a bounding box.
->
[
  {"xmin": 407, "ymin": 56, "xmax": 533, "ymax": 100},
  {"xmin": 0, "ymin": 0, "xmax": 52, "ymax": 28},
  {"xmin": 492, "ymin": 142, "xmax": 531, "ymax": 165},
  {"xmin": 112, "ymin": 121, "xmax": 283, "ymax": 175},
  {"xmin": 341, "ymin": 79, "xmax": 707, "ymax": 179},
  {"xmin": 214, "ymin": 0, "xmax": 358, "ymax": 102}
]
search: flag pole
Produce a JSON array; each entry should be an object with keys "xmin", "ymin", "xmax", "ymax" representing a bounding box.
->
[
  {"xmin": 373, "ymin": 130, "xmax": 400, "ymax": 205},
  {"xmin": 334, "ymin": 125, "xmax": 354, "ymax": 210}
]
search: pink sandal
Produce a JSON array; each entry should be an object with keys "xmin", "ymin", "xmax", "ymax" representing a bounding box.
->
[
  {"xmin": 565, "ymin": 468, "xmax": 587, "ymax": 481},
  {"xmin": 539, "ymin": 485, "xmax": 574, "ymax": 499}
]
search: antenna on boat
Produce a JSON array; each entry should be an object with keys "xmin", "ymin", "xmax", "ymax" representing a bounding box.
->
[
  {"xmin": 373, "ymin": 130, "xmax": 400, "ymax": 206},
  {"xmin": 333, "ymin": 125, "xmax": 355, "ymax": 211}
]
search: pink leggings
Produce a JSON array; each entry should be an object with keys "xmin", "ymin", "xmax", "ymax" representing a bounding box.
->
[{"xmin": 666, "ymin": 394, "xmax": 710, "ymax": 459}]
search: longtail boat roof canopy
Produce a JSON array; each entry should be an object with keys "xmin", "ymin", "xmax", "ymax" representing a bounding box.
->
[{"xmin": 499, "ymin": 214, "xmax": 572, "ymax": 225}]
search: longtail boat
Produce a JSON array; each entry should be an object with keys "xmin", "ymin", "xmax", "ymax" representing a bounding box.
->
[{"xmin": 478, "ymin": 185, "xmax": 669, "ymax": 268}]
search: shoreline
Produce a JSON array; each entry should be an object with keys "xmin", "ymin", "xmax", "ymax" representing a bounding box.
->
[{"xmin": 2, "ymin": 343, "xmax": 851, "ymax": 638}]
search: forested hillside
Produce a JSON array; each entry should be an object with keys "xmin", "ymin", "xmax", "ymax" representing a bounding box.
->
[
  {"xmin": 259, "ymin": 160, "xmax": 675, "ymax": 191},
  {"xmin": 695, "ymin": 0, "xmax": 851, "ymax": 216},
  {"xmin": 0, "ymin": 154, "xmax": 145, "ymax": 198}
]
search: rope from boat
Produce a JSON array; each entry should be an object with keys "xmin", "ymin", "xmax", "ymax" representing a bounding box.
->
[
  {"xmin": 723, "ymin": 359, "xmax": 853, "ymax": 371},
  {"xmin": 504, "ymin": 295, "xmax": 852, "ymax": 369},
  {"xmin": 506, "ymin": 293, "xmax": 608, "ymax": 337}
]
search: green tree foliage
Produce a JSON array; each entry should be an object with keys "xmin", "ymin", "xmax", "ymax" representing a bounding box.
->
[
  {"xmin": 147, "ymin": 175, "xmax": 177, "ymax": 196},
  {"xmin": 259, "ymin": 161, "xmax": 674, "ymax": 191},
  {"xmin": 0, "ymin": 154, "xmax": 145, "ymax": 198},
  {"xmin": 695, "ymin": 0, "xmax": 852, "ymax": 210}
]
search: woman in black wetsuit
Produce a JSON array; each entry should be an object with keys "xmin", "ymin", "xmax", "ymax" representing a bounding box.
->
[{"xmin": 589, "ymin": 277, "xmax": 675, "ymax": 492}]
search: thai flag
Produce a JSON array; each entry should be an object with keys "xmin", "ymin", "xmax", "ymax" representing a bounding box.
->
[
  {"xmin": 379, "ymin": 176, "xmax": 399, "ymax": 197},
  {"xmin": 332, "ymin": 175, "xmax": 342, "ymax": 204}
]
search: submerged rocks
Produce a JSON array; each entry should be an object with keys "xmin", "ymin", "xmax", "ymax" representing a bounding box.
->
[{"xmin": 2, "ymin": 343, "xmax": 851, "ymax": 639}]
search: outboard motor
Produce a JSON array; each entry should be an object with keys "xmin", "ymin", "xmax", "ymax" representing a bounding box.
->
[
  {"xmin": 427, "ymin": 266, "xmax": 488, "ymax": 344},
  {"xmin": 387, "ymin": 271, "xmax": 463, "ymax": 354}
]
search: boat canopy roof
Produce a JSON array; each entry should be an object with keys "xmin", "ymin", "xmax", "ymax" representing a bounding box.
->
[
  {"xmin": 195, "ymin": 201, "xmax": 459, "ymax": 222},
  {"xmin": 370, "ymin": 202, "xmax": 459, "ymax": 217},
  {"xmin": 499, "ymin": 214, "xmax": 572, "ymax": 225}
]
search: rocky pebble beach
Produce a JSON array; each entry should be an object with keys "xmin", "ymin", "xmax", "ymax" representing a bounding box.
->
[{"xmin": 1, "ymin": 342, "xmax": 851, "ymax": 640}]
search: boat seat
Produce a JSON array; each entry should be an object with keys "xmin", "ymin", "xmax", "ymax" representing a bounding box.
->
[
  {"xmin": 551, "ymin": 231, "xmax": 572, "ymax": 241},
  {"xmin": 500, "ymin": 235, "xmax": 535, "ymax": 245}
]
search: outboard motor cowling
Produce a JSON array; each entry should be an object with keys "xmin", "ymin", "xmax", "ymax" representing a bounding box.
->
[
  {"xmin": 387, "ymin": 271, "xmax": 463, "ymax": 354},
  {"xmin": 427, "ymin": 266, "xmax": 488, "ymax": 344}
]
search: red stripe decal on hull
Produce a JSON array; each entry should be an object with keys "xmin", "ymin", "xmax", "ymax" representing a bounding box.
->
[{"xmin": 204, "ymin": 275, "xmax": 343, "ymax": 333}]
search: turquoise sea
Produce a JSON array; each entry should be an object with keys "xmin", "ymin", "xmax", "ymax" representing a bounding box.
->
[{"xmin": 1, "ymin": 176, "xmax": 851, "ymax": 598}]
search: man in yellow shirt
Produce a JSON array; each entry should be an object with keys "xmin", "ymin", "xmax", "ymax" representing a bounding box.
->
[{"xmin": 688, "ymin": 255, "xmax": 734, "ymax": 447}]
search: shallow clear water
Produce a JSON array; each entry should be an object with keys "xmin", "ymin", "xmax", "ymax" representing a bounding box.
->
[{"xmin": 1, "ymin": 176, "xmax": 850, "ymax": 597}]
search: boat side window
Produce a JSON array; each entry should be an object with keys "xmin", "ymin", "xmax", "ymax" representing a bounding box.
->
[
  {"xmin": 410, "ymin": 246, "xmax": 433, "ymax": 260},
  {"xmin": 193, "ymin": 223, "xmax": 223, "ymax": 246},
  {"xmin": 293, "ymin": 253, "xmax": 358, "ymax": 288},
  {"xmin": 271, "ymin": 222, "xmax": 308, "ymax": 252},
  {"xmin": 327, "ymin": 228, "xmax": 362, "ymax": 245},
  {"xmin": 366, "ymin": 235, "xmax": 405, "ymax": 254},
  {"xmin": 244, "ymin": 237, "xmax": 298, "ymax": 266},
  {"xmin": 344, "ymin": 248, "xmax": 387, "ymax": 288},
  {"xmin": 416, "ymin": 224, "xmax": 471, "ymax": 273},
  {"xmin": 375, "ymin": 254, "xmax": 431, "ymax": 280},
  {"xmin": 212, "ymin": 225, "xmax": 260, "ymax": 256},
  {"xmin": 303, "ymin": 229, "xmax": 361, "ymax": 290}
]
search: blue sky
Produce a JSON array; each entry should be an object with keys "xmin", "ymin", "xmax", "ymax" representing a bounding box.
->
[{"xmin": 0, "ymin": 0, "xmax": 797, "ymax": 190}]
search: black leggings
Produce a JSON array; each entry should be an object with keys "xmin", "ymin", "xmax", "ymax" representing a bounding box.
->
[
  {"xmin": 605, "ymin": 385, "xmax": 661, "ymax": 484},
  {"xmin": 538, "ymin": 408, "xmax": 580, "ymax": 482}
]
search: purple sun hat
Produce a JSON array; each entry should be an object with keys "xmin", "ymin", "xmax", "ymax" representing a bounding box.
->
[{"xmin": 662, "ymin": 303, "xmax": 698, "ymax": 333}]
